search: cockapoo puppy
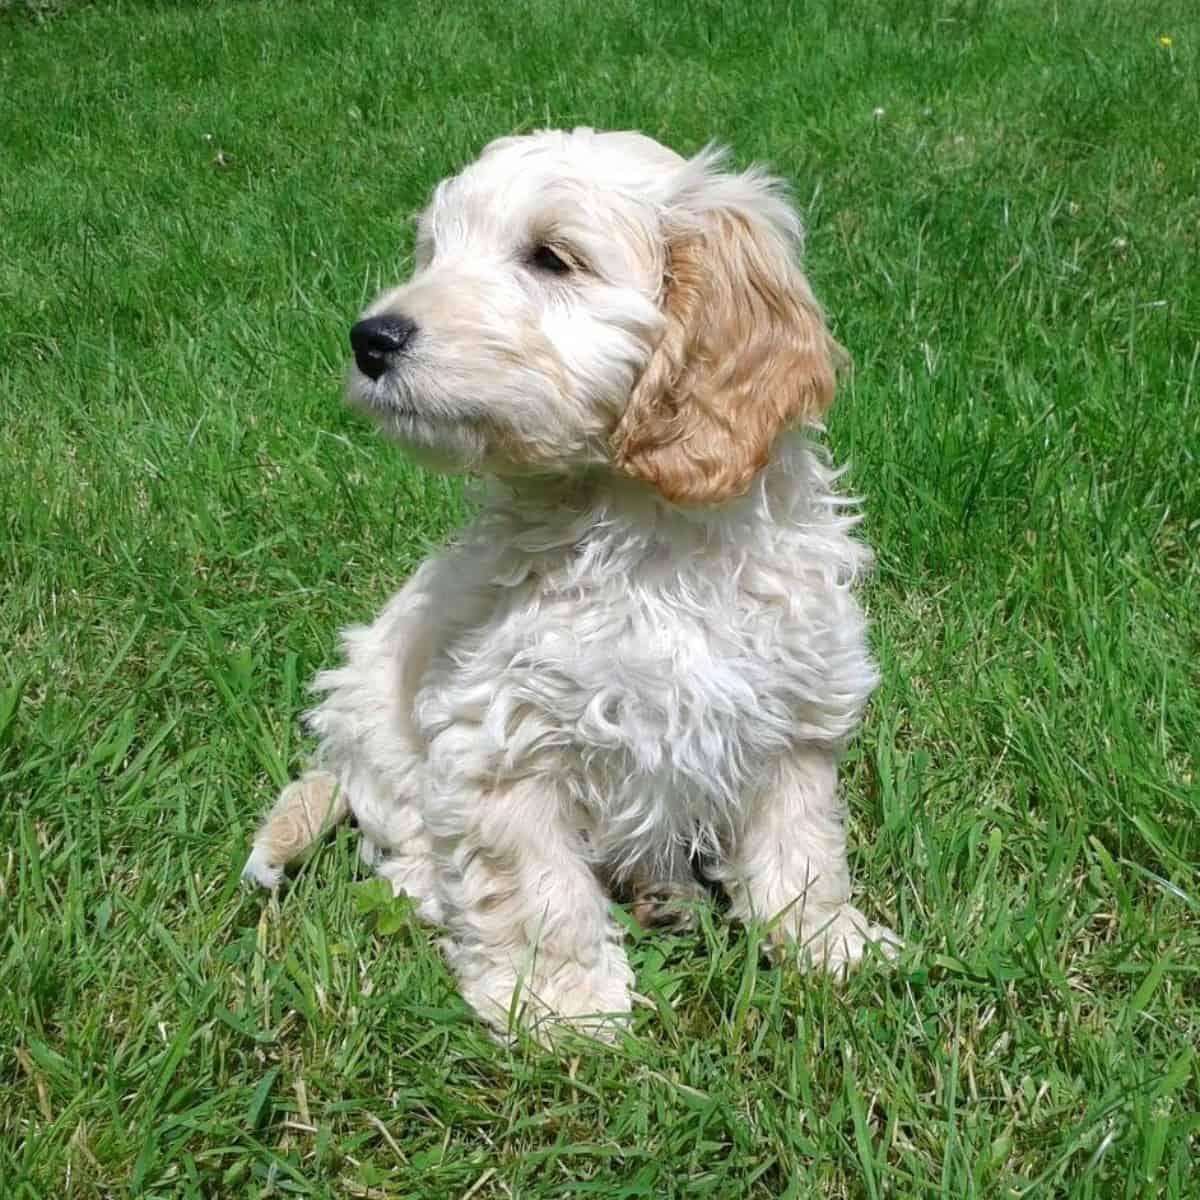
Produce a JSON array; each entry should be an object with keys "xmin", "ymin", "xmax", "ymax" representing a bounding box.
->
[{"xmin": 244, "ymin": 128, "xmax": 900, "ymax": 1040}]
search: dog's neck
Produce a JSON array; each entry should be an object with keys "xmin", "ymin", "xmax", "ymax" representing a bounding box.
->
[{"xmin": 471, "ymin": 433, "xmax": 850, "ymax": 562}]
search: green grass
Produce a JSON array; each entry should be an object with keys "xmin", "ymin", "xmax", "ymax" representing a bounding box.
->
[{"xmin": 2, "ymin": 0, "xmax": 1198, "ymax": 1195}]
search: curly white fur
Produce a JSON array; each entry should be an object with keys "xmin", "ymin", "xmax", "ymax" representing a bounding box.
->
[{"xmin": 243, "ymin": 128, "xmax": 900, "ymax": 1041}]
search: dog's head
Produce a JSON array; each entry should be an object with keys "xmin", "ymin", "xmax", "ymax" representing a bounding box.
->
[{"xmin": 348, "ymin": 128, "xmax": 845, "ymax": 502}]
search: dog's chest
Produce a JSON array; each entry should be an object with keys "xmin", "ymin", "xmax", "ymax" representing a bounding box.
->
[{"xmin": 414, "ymin": 537, "xmax": 869, "ymax": 811}]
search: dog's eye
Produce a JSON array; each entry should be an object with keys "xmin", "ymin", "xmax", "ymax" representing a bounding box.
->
[{"xmin": 529, "ymin": 244, "xmax": 571, "ymax": 275}]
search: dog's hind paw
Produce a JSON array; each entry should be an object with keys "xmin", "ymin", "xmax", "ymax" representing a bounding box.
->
[{"xmin": 241, "ymin": 846, "xmax": 284, "ymax": 890}]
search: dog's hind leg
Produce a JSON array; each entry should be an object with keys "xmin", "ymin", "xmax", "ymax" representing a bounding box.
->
[
  {"xmin": 242, "ymin": 770, "xmax": 349, "ymax": 888},
  {"xmin": 627, "ymin": 878, "xmax": 708, "ymax": 933},
  {"xmin": 613, "ymin": 842, "xmax": 708, "ymax": 934}
]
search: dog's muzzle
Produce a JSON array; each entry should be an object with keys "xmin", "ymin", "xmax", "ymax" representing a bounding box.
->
[{"xmin": 350, "ymin": 315, "xmax": 418, "ymax": 380}]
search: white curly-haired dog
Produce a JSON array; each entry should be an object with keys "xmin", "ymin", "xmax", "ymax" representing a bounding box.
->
[{"xmin": 243, "ymin": 128, "xmax": 900, "ymax": 1040}]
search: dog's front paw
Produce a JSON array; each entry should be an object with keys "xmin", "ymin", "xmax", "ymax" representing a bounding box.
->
[
  {"xmin": 448, "ymin": 938, "xmax": 634, "ymax": 1045},
  {"xmin": 526, "ymin": 951, "xmax": 635, "ymax": 1044},
  {"xmin": 786, "ymin": 904, "xmax": 902, "ymax": 978}
]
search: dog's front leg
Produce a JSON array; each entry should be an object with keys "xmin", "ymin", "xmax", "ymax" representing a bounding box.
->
[
  {"xmin": 433, "ymin": 779, "xmax": 633, "ymax": 1043},
  {"xmin": 719, "ymin": 747, "xmax": 901, "ymax": 974}
]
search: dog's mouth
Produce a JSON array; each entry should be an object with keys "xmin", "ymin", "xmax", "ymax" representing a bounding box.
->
[{"xmin": 345, "ymin": 363, "xmax": 416, "ymax": 416}]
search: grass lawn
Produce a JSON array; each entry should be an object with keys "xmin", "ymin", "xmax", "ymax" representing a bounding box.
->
[{"xmin": 2, "ymin": 1, "xmax": 1198, "ymax": 1195}]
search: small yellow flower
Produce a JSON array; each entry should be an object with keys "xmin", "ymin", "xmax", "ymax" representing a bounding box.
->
[{"xmin": 1158, "ymin": 35, "xmax": 1173, "ymax": 48}]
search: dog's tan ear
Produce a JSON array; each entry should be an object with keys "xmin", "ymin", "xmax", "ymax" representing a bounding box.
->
[{"xmin": 612, "ymin": 169, "xmax": 845, "ymax": 505}]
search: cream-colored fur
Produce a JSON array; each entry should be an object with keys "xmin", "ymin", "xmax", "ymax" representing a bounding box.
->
[{"xmin": 243, "ymin": 129, "xmax": 900, "ymax": 1042}]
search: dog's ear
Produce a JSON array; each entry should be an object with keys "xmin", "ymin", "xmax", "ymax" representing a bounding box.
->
[{"xmin": 612, "ymin": 154, "xmax": 846, "ymax": 504}]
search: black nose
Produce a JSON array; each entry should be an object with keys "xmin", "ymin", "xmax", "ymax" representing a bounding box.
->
[{"xmin": 350, "ymin": 315, "xmax": 418, "ymax": 380}]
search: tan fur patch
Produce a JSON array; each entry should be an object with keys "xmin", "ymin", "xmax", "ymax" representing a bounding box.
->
[{"xmin": 613, "ymin": 210, "xmax": 845, "ymax": 504}]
